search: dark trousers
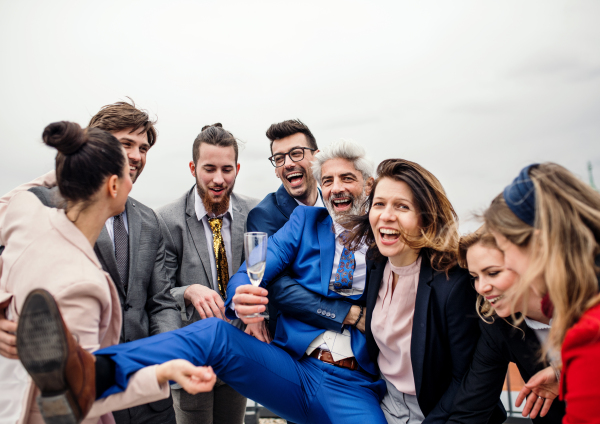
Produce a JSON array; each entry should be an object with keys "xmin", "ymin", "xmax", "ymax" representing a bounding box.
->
[
  {"xmin": 112, "ymin": 396, "xmax": 176, "ymax": 424},
  {"xmin": 97, "ymin": 318, "xmax": 387, "ymax": 424},
  {"xmin": 172, "ymin": 379, "xmax": 247, "ymax": 424}
]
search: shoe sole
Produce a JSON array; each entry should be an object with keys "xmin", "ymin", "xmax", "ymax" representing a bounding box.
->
[{"xmin": 17, "ymin": 289, "xmax": 83, "ymax": 424}]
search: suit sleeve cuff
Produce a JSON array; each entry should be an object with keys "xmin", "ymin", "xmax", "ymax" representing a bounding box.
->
[{"xmin": 170, "ymin": 286, "xmax": 194, "ymax": 322}]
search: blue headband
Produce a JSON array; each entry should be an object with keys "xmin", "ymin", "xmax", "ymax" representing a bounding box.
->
[{"xmin": 502, "ymin": 164, "xmax": 539, "ymax": 227}]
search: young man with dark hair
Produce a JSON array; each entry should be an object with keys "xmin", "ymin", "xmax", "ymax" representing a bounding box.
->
[
  {"xmin": 157, "ymin": 124, "xmax": 259, "ymax": 424},
  {"xmin": 0, "ymin": 100, "xmax": 181, "ymax": 424}
]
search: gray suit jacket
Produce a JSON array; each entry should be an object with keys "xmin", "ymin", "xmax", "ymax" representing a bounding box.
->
[{"xmin": 157, "ymin": 186, "xmax": 259, "ymax": 326}]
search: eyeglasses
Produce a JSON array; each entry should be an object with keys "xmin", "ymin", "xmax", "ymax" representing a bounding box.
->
[{"xmin": 268, "ymin": 147, "xmax": 316, "ymax": 168}]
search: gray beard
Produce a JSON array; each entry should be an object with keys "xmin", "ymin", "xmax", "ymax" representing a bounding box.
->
[{"xmin": 325, "ymin": 190, "xmax": 367, "ymax": 223}]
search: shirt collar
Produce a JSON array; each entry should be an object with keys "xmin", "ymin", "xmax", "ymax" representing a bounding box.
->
[
  {"xmin": 294, "ymin": 190, "xmax": 325, "ymax": 208},
  {"xmin": 194, "ymin": 188, "xmax": 233, "ymax": 222},
  {"xmin": 523, "ymin": 316, "xmax": 552, "ymax": 330}
]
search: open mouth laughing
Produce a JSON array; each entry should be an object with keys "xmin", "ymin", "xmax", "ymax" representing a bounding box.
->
[
  {"xmin": 378, "ymin": 227, "xmax": 401, "ymax": 245},
  {"xmin": 486, "ymin": 294, "xmax": 505, "ymax": 305},
  {"xmin": 330, "ymin": 194, "xmax": 356, "ymax": 213},
  {"xmin": 285, "ymin": 171, "xmax": 304, "ymax": 188}
]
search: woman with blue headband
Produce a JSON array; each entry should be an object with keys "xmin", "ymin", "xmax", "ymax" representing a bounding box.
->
[{"xmin": 483, "ymin": 163, "xmax": 600, "ymax": 423}]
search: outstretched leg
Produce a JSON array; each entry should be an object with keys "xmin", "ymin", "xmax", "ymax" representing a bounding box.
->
[{"xmin": 97, "ymin": 318, "xmax": 312, "ymax": 423}]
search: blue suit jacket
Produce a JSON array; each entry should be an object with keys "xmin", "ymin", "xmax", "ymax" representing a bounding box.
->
[
  {"xmin": 246, "ymin": 184, "xmax": 347, "ymax": 336},
  {"xmin": 226, "ymin": 206, "xmax": 377, "ymax": 375}
]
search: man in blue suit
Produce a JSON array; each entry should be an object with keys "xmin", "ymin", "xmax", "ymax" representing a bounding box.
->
[
  {"xmin": 244, "ymin": 119, "xmax": 333, "ymax": 342},
  {"xmin": 81, "ymin": 140, "xmax": 388, "ymax": 424}
]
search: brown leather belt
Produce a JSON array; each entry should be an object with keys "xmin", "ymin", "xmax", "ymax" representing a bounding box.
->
[{"xmin": 309, "ymin": 348, "xmax": 359, "ymax": 371}]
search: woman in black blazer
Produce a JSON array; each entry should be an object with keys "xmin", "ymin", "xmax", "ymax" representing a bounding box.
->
[
  {"xmin": 447, "ymin": 229, "xmax": 565, "ymax": 423},
  {"xmin": 343, "ymin": 159, "xmax": 480, "ymax": 423}
]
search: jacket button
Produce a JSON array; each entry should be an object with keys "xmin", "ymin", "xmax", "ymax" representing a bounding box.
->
[
  {"xmin": 124, "ymin": 304, "xmax": 131, "ymax": 311},
  {"xmin": 317, "ymin": 309, "xmax": 322, "ymax": 314},
  {"xmin": 326, "ymin": 312, "xmax": 331, "ymax": 317},
  {"xmin": 321, "ymin": 310, "xmax": 326, "ymax": 315},
  {"xmin": 331, "ymin": 313, "xmax": 336, "ymax": 319}
]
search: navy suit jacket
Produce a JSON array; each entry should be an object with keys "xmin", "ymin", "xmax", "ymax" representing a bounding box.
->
[
  {"xmin": 246, "ymin": 184, "xmax": 298, "ymax": 238},
  {"xmin": 226, "ymin": 206, "xmax": 377, "ymax": 375}
]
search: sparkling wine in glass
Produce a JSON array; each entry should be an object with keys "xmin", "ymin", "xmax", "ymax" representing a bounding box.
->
[{"xmin": 244, "ymin": 232, "xmax": 268, "ymax": 318}]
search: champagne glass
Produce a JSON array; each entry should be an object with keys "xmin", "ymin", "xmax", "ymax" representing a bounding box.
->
[{"xmin": 244, "ymin": 232, "xmax": 268, "ymax": 318}]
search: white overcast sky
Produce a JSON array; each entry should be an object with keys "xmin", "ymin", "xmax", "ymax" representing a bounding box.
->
[{"xmin": 1, "ymin": 0, "xmax": 599, "ymax": 232}]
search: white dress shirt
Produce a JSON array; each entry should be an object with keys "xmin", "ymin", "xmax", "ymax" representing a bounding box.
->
[
  {"xmin": 294, "ymin": 192, "xmax": 325, "ymax": 208},
  {"xmin": 523, "ymin": 317, "xmax": 552, "ymax": 345},
  {"xmin": 306, "ymin": 223, "xmax": 368, "ymax": 361},
  {"xmin": 104, "ymin": 209, "xmax": 129, "ymax": 248},
  {"xmin": 194, "ymin": 189, "xmax": 234, "ymax": 294}
]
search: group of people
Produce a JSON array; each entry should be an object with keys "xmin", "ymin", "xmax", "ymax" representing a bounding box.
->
[{"xmin": 0, "ymin": 99, "xmax": 598, "ymax": 424}]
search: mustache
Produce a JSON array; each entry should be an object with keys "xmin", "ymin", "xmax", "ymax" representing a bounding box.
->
[{"xmin": 330, "ymin": 192, "xmax": 356, "ymax": 201}]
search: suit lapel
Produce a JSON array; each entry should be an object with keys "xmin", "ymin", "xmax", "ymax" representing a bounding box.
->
[
  {"xmin": 230, "ymin": 194, "xmax": 245, "ymax": 269},
  {"xmin": 185, "ymin": 188, "xmax": 213, "ymax": 288},
  {"xmin": 411, "ymin": 256, "xmax": 433, "ymax": 398},
  {"xmin": 275, "ymin": 184, "xmax": 298, "ymax": 219},
  {"xmin": 318, "ymin": 215, "xmax": 336, "ymax": 294},
  {"xmin": 94, "ymin": 226, "xmax": 126, "ymax": 298},
  {"xmin": 126, "ymin": 198, "xmax": 140, "ymax": 288}
]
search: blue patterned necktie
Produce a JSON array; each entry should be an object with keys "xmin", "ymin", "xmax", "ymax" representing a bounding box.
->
[{"xmin": 334, "ymin": 231, "xmax": 355, "ymax": 290}]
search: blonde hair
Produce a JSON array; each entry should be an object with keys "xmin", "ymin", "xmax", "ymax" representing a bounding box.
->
[
  {"xmin": 458, "ymin": 227, "xmax": 500, "ymax": 321},
  {"xmin": 484, "ymin": 163, "xmax": 600, "ymax": 354}
]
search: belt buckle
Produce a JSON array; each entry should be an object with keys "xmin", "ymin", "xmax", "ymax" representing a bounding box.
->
[{"xmin": 317, "ymin": 349, "xmax": 323, "ymax": 361}]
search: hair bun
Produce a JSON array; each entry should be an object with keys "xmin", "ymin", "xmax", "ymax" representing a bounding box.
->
[
  {"xmin": 42, "ymin": 121, "xmax": 86, "ymax": 155},
  {"xmin": 201, "ymin": 123, "xmax": 223, "ymax": 131}
]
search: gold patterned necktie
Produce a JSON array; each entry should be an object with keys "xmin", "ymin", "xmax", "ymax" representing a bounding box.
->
[{"xmin": 208, "ymin": 217, "xmax": 229, "ymax": 298}]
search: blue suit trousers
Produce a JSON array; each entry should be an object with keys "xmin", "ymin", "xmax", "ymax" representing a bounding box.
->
[{"xmin": 97, "ymin": 319, "xmax": 387, "ymax": 424}]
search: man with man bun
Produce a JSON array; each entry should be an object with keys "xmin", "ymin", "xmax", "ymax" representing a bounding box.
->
[{"xmin": 157, "ymin": 124, "xmax": 259, "ymax": 424}]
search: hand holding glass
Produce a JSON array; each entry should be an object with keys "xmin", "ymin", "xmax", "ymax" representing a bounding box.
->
[{"xmin": 244, "ymin": 232, "xmax": 268, "ymax": 318}]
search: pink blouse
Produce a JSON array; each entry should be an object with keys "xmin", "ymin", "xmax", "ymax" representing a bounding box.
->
[{"xmin": 371, "ymin": 257, "xmax": 421, "ymax": 395}]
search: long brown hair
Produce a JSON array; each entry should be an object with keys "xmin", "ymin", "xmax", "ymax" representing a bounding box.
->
[
  {"xmin": 484, "ymin": 163, "xmax": 600, "ymax": 354},
  {"xmin": 344, "ymin": 159, "xmax": 459, "ymax": 273}
]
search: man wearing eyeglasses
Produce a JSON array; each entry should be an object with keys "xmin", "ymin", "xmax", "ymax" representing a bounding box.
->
[{"xmin": 243, "ymin": 120, "xmax": 324, "ymax": 343}]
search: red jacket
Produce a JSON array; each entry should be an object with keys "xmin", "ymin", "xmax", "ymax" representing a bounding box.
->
[{"xmin": 561, "ymin": 303, "xmax": 600, "ymax": 423}]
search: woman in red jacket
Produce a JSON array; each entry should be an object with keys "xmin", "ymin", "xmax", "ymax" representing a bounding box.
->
[{"xmin": 483, "ymin": 162, "xmax": 600, "ymax": 423}]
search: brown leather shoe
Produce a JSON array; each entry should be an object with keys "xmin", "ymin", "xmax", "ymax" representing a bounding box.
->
[{"xmin": 17, "ymin": 289, "xmax": 96, "ymax": 424}]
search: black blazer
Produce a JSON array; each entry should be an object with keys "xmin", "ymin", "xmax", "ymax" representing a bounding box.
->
[
  {"xmin": 364, "ymin": 254, "xmax": 480, "ymax": 423},
  {"xmin": 448, "ymin": 317, "xmax": 566, "ymax": 424}
]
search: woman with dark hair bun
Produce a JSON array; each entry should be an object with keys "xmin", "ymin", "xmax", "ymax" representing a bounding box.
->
[{"xmin": 0, "ymin": 122, "xmax": 215, "ymax": 424}]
